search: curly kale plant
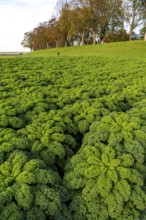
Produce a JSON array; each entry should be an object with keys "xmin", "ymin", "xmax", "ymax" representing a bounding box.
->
[
  {"xmin": 64, "ymin": 145, "xmax": 146, "ymax": 220},
  {"xmin": 64, "ymin": 110, "xmax": 146, "ymax": 220}
]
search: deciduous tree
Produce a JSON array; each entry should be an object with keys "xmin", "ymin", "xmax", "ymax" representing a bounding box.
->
[{"xmin": 124, "ymin": 0, "xmax": 145, "ymax": 38}]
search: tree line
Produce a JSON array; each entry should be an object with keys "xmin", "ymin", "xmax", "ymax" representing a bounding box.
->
[{"xmin": 21, "ymin": 0, "xmax": 146, "ymax": 51}]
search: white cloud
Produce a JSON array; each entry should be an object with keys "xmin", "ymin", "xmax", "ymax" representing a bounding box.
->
[{"xmin": 0, "ymin": 0, "xmax": 57, "ymax": 51}]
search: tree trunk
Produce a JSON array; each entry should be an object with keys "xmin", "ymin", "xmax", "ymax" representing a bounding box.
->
[
  {"xmin": 64, "ymin": 34, "xmax": 68, "ymax": 47},
  {"xmin": 81, "ymin": 30, "xmax": 85, "ymax": 46},
  {"xmin": 111, "ymin": 15, "xmax": 115, "ymax": 42},
  {"xmin": 129, "ymin": 15, "xmax": 135, "ymax": 40},
  {"xmin": 56, "ymin": 40, "xmax": 59, "ymax": 48},
  {"xmin": 46, "ymin": 43, "xmax": 49, "ymax": 49},
  {"xmin": 93, "ymin": 30, "xmax": 96, "ymax": 45},
  {"xmin": 144, "ymin": 32, "xmax": 146, "ymax": 41},
  {"xmin": 65, "ymin": 40, "xmax": 67, "ymax": 47}
]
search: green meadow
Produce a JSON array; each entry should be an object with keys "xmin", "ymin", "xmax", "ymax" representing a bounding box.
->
[
  {"xmin": 0, "ymin": 41, "xmax": 146, "ymax": 219},
  {"xmin": 26, "ymin": 40, "xmax": 146, "ymax": 59}
]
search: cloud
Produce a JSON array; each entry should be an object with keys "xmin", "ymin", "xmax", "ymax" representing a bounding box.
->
[{"xmin": 0, "ymin": 0, "xmax": 57, "ymax": 51}]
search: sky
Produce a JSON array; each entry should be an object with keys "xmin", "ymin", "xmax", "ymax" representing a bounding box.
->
[{"xmin": 0, "ymin": 0, "xmax": 58, "ymax": 52}]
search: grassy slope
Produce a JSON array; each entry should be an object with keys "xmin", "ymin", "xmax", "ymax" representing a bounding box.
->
[{"xmin": 25, "ymin": 40, "xmax": 146, "ymax": 59}]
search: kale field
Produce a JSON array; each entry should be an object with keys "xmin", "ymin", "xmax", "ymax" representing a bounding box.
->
[{"xmin": 0, "ymin": 47, "xmax": 146, "ymax": 219}]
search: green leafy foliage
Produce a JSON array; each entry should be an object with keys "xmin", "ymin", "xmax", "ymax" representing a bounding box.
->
[{"xmin": 0, "ymin": 56, "xmax": 146, "ymax": 219}]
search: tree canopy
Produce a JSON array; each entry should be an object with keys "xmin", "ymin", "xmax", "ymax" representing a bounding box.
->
[{"xmin": 21, "ymin": 0, "xmax": 146, "ymax": 50}]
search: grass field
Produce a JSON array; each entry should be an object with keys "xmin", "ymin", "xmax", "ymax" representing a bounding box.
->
[
  {"xmin": 26, "ymin": 40, "xmax": 146, "ymax": 60},
  {"xmin": 0, "ymin": 41, "xmax": 146, "ymax": 219}
]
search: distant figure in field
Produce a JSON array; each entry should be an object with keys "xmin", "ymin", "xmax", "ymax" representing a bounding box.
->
[
  {"xmin": 103, "ymin": 36, "xmax": 107, "ymax": 43},
  {"xmin": 130, "ymin": 34, "xmax": 138, "ymax": 40},
  {"xmin": 58, "ymin": 52, "xmax": 60, "ymax": 56}
]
